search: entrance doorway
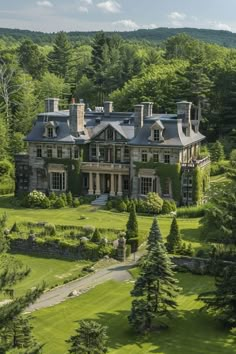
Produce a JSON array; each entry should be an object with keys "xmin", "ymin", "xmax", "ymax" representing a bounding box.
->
[{"xmin": 104, "ymin": 174, "xmax": 110, "ymax": 193}]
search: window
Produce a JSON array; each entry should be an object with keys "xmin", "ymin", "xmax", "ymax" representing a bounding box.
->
[
  {"xmin": 99, "ymin": 147, "xmax": 105, "ymax": 160},
  {"xmin": 153, "ymin": 153, "xmax": 159, "ymax": 162},
  {"xmin": 83, "ymin": 175, "xmax": 88, "ymax": 188},
  {"xmin": 142, "ymin": 150, "xmax": 148, "ymax": 162},
  {"xmin": 163, "ymin": 179, "xmax": 170, "ymax": 196},
  {"xmin": 74, "ymin": 147, "xmax": 79, "ymax": 159},
  {"xmin": 57, "ymin": 146, "xmax": 62, "ymax": 158},
  {"xmin": 123, "ymin": 178, "xmax": 129, "ymax": 191},
  {"xmin": 124, "ymin": 147, "xmax": 130, "ymax": 161},
  {"xmin": 47, "ymin": 146, "xmax": 53, "ymax": 158},
  {"xmin": 141, "ymin": 177, "xmax": 152, "ymax": 195},
  {"xmin": 107, "ymin": 127, "xmax": 113, "ymax": 140},
  {"xmin": 91, "ymin": 146, "xmax": 97, "ymax": 159},
  {"xmin": 36, "ymin": 145, "xmax": 42, "ymax": 158},
  {"xmin": 48, "ymin": 127, "xmax": 53, "ymax": 138},
  {"xmin": 116, "ymin": 148, "xmax": 121, "ymax": 162},
  {"xmin": 51, "ymin": 172, "xmax": 65, "ymax": 190},
  {"xmin": 164, "ymin": 154, "xmax": 170, "ymax": 164},
  {"xmin": 153, "ymin": 129, "xmax": 160, "ymax": 141}
]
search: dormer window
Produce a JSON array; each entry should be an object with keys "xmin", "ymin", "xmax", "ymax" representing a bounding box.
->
[
  {"xmin": 48, "ymin": 127, "xmax": 53, "ymax": 138},
  {"xmin": 153, "ymin": 129, "xmax": 160, "ymax": 141}
]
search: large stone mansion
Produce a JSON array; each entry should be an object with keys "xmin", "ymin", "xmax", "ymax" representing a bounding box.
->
[{"xmin": 15, "ymin": 99, "xmax": 210, "ymax": 205}]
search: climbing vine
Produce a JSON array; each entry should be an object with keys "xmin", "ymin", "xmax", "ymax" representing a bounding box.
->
[{"xmin": 134, "ymin": 162, "xmax": 181, "ymax": 202}]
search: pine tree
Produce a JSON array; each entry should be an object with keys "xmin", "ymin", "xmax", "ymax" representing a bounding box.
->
[
  {"xmin": 67, "ymin": 320, "xmax": 108, "ymax": 354},
  {"xmin": 166, "ymin": 217, "xmax": 182, "ymax": 254},
  {"xmin": 128, "ymin": 217, "xmax": 180, "ymax": 333},
  {"xmin": 209, "ymin": 140, "xmax": 225, "ymax": 162},
  {"xmin": 199, "ymin": 265, "xmax": 236, "ymax": 329},
  {"xmin": 126, "ymin": 202, "xmax": 138, "ymax": 241}
]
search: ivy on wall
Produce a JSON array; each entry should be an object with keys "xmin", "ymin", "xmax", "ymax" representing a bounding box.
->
[
  {"xmin": 44, "ymin": 145, "xmax": 88, "ymax": 195},
  {"xmin": 134, "ymin": 162, "xmax": 181, "ymax": 202},
  {"xmin": 192, "ymin": 165, "xmax": 210, "ymax": 204}
]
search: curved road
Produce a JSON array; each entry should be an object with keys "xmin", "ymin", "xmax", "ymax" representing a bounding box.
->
[{"xmin": 27, "ymin": 261, "xmax": 135, "ymax": 312}]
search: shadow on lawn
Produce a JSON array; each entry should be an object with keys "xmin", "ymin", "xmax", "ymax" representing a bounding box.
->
[{"xmin": 80, "ymin": 308, "xmax": 236, "ymax": 354}]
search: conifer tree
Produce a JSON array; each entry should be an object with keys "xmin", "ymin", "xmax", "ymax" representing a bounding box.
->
[
  {"xmin": 128, "ymin": 217, "xmax": 180, "ymax": 333},
  {"xmin": 126, "ymin": 202, "xmax": 138, "ymax": 241},
  {"xmin": 166, "ymin": 217, "xmax": 182, "ymax": 254},
  {"xmin": 67, "ymin": 320, "xmax": 108, "ymax": 354},
  {"xmin": 209, "ymin": 140, "xmax": 225, "ymax": 162},
  {"xmin": 91, "ymin": 228, "xmax": 102, "ymax": 243},
  {"xmin": 199, "ymin": 265, "xmax": 236, "ymax": 329}
]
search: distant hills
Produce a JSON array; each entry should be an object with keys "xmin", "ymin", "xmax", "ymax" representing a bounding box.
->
[{"xmin": 1, "ymin": 26, "xmax": 236, "ymax": 47}]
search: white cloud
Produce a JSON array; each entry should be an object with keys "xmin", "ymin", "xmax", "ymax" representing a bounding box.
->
[
  {"xmin": 168, "ymin": 12, "xmax": 186, "ymax": 21},
  {"xmin": 112, "ymin": 20, "xmax": 139, "ymax": 31},
  {"xmin": 36, "ymin": 1, "xmax": 53, "ymax": 7},
  {"xmin": 97, "ymin": 1, "xmax": 121, "ymax": 13},
  {"xmin": 214, "ymin": 22, "xmax": 232, "ymax": 31},
  {"xmin": 78, "ymin": 6, "xmax": 89, "ymax": 13},
  {"xmin": 81, "ymin": 0, "xmax": 93, "ymax": 4}
]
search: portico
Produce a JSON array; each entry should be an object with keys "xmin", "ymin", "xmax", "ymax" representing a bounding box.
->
[{"xmin": 87, "ymin": 171, "xmax": 128, "ymax": 197}]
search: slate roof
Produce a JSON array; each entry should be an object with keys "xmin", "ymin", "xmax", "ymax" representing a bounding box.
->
[{"xmin": 25, "ymin": 110, "xmax": 205, "ymax": 148}]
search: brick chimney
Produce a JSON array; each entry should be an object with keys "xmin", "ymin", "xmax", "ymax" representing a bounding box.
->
[
  {"xmin": 104, "ymin": 101, "xmax": 113, "ymax": 116},
  {"xmin": 177, "ymin": 101, "xmax": 192, "ymax": 136},
  {"xmin": 45, "ymin": 98, "xmax": 59, "ymax": 112},
  {"xmin": 142, "ymin": 102, "xmax": 153, "ymax": 118},
  {"xmin": 69, "ymin": 101, "xmax": 85, "ymax": 134},
  {"xmin": 134, "ymin": 104, "xmax": 144, "ymax": 135}
]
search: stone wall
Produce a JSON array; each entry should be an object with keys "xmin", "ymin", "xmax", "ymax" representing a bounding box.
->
[{"xmin": 10, "ymin": 238, "xmax": 99, "ymax": 261}]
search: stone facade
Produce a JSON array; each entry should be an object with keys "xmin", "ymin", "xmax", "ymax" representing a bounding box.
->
[{"xmin": 15, "ymin": 98, "xmax": 210, "ymax": 204}]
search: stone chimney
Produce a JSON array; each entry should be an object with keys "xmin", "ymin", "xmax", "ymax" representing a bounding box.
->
[
  {"xmin": 45, "ymin": 98, "xmax": 59, "ymax": 113},
  {"xmin": 69, "ymin": 101, "xmax": 85, "ymax": 134},
  {"xmin": 104, "ymin": 101, "xmax": 113, "ymax": 116},
  {"xmin": 134, "ymin": 104, "xmax": 144, "ymax": 135},
  {"xmin": 142, "ymin": 102, "xmax": 153, "ymax": 118},
  {"xmin": 177, "ymin": 101, "xmax": 192, "ymax": 136}
]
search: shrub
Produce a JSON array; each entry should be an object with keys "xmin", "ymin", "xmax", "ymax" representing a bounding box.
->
[
  {"xmin": 67, "ymin": 191, "xmax": 73, "ymax": 206},
  {"xmin": 10, "ymin": 222, "xmax": 20, "ymax": 233},
  {"xmin": 230, "ymin": 149, "xmax": 236, "ymax": 167},
  {"xmin": 126, "ymin": 244, "xmax": 131, "ymax": 258},
  {"xmin": 53, "ymin": 197, "xmax": 65, "ymax": 209},
  {"xmin": 0, "ymin": 160, "xmax": 13, "ymax": 177},
  {"xmin": 0, "ymin": 212, "xmax": 7, "ymax": 228},
  {"xmin": 26, "ymin": 190, "xmax": 50, "ymax": 209},
  {"xmin": 83, "ymin": 225, "xmax": 95, "ymax": 237},
  {"xmin": 117, "ymin": 200, "xmax": 127, "ymax": 212},
  {"xmin": 49, "ymin": 192, "xmax": 57, "ymax": 201},
  {"xmin": 145, "ymin": 192, "xmax": 163, "ymax": 214},
  {"xmin": 73, "ymin": 198, "xmax": 80, "ymax": 208},
  {"xmin": 177, "ymin": 205, "xmax": 206, "ymax": 218},
  {"xmin": 91, "ymin": 228, "xmax": 102, "ymax": 243},
  {"xmin": 106, "ymin": 200, "xmax": 113, "ymax": 210},
  {"xmin": 126, "ymin": 202, "xmax": 138, "ymax": 240},
  {"xmin": 45, "ymin": 223, "xmax": 56, "ymax": 236},
  {"xmin": 162, "ymin": 199, "xmax": 176, "ymax": 214}
]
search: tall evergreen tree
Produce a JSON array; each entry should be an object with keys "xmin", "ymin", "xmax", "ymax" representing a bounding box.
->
[
  {"xmin": 126, "ymin": 202, "xmax": 138, "ymax": 241},
  {"xmin": 166, "ymin": 217, "xmax": 182, "ymax": 254},
  {"xmin": 67, "ymin": 320, "xmax": 108, "ymax": 354},
  {"xmin": 199, "ymin": 265, "xmax": 236, "ymax": 329},
  {"xmin": 128, "ymin": 217, "xmax": 180, "ymax": 333},
  {"xmin": 48, "ymin": 32, "xmax": 74, "ymax": 82},
  {"xmin": 209, "ymin": 140, "xmax": 225, "ymax": 162}
]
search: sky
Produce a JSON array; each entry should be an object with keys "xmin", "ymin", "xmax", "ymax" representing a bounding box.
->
[{"xmin": 0, "ymin": 0, "xmax": 236, "ymax": 33}]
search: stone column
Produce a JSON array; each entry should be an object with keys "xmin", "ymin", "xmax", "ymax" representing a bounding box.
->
[
  {"xmin": 95, "ymin": 173, "xmax": 101, "ymax": 195},
  {"xmin": 110, "ymin": 173, "xmax": 115, "ymax": 196},
  {"xmin": 88, "ymin": 172, "xmax": 94, "ymax": 195},
  {"xmin": 96, "ymin": 144, "xmax": 100, "ymax": 161},
  {"xmin": 117, "ymin": 174, "xmax": 123, "ymax": 196}
]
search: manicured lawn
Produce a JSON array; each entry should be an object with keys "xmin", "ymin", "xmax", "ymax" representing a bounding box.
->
[
  {"xmin": 31, "ymin": 273, "xmax": 235, "ymax": 354},
  {"xmin": 1, "ymin": 255, "xmax": 91, "ymax": 298},
  {"xmin": 0, "ymin": 195, "xmax": 202, "ymax": 250}
]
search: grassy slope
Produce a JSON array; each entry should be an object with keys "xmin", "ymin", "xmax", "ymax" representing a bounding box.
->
[
  {"xmin": 0, "ymin": 196, "xmax": 202, "ymax": 250},
  {"xmin": 31, "ymin": 274, "xmax": 235, "ymax": 354},
  {"xmin": 0, "ymin": 255, "xmax": 91, "ymax": 298}
]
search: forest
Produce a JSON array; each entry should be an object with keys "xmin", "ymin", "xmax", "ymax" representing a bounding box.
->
[{"xmin": 1, "ymin": 30, "xmax": 236, "ymax": 165}]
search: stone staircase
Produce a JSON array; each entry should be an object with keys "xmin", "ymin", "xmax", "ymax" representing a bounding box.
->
[{"xmin": 91, "ymin": 194, "xmax": 109, "ymax": 206}]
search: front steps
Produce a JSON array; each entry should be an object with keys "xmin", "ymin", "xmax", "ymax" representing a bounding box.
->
[{"xmin": 91, "ymin": 194, "xmax": 109, "ymax": 206}]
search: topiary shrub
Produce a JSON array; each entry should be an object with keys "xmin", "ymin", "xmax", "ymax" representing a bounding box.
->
[
  {"xmin": 117, "ymin": 200, "xmax": 127, "ymax": 212},
  {"xmin": 44, "ymin": 223, "xmax": 56, "ymax": 236},
  {"xmin": 54, "ymin": 197, "xmax": 65, "ymax": 209},
  {"xmin": 73, "ymin": 197, "xmax": 80, "ymax": 208},
  {"xmin": 91, "ymin": 228, "xmax": 102, "ymax": 243},
  {"xmin": 10, "ymin": 222, "xmax": 20, "ymax": 233},
  {"xmin": 67, "ymin": 191, "xmax": 73, "ymax": 206},
  {"xmin": 161, "ymin": 199, "xmax": 176, "ymax": 214}
]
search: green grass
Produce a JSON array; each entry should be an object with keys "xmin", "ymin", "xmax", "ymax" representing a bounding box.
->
[
  {"xmin": 31, "ymin": 274, "xmax": 235, "ymax": 354},
  {"xmin": 0, "ymin": 196, "xmax": 202, "ymax": 250},
  {"xmin": 1, "ymin": 255, "xmax": 91, "ymax": 298}
]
